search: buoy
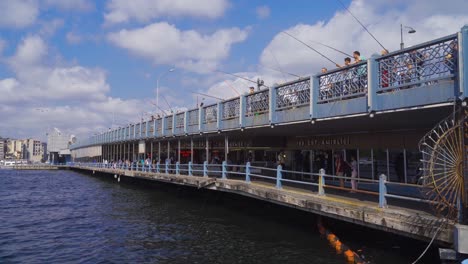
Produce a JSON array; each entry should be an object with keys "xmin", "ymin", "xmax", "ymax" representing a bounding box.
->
[
  {"xmin": 344, "ymin": 250, "xmax": 354, "ymax": 263},
  {"xmin": 327, "ymin": 234, "xmax": 336, "ymax": 244},
  {"xmin": 335, "ymin": 240, "xmax": 343, "ymax": 254}
]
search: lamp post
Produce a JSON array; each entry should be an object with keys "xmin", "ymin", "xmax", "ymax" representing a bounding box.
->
[
  {"xmin": 400, "ymin": 24, "xmax": 416, "ymax": 49},
  {"xmin": 156, "ymin": 68, "xmax": 175, "ymax": 114}
]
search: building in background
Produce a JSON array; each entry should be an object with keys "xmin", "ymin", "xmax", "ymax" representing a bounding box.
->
[
  {"xmin": 6, "ymin": 139, "xmax": 24, "ymax": 159},
  {"xmin": 47, "ymin": 128, "xmax": 71, "ymax": 164},
  {"xmin": 0, "ymin": 138, "xmax": 5, "ymax": 160},
  {"xmin": 21, "ymin": 139, "xmax": 44, "ymax": 163}
]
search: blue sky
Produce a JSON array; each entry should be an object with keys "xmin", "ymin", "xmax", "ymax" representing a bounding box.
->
[{"xmin": 0, "ymin": 0, "xmax": 467, "ymax": 140}]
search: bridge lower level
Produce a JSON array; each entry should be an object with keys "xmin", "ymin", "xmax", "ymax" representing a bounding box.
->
[{"xmin": 70, "ymin": 164, "xmax": 454, "ymax": 246}]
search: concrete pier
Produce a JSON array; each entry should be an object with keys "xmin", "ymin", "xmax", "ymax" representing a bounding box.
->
[{"xmin": 72, "ymin": 165, "xmax": 454, "ymax": 246}]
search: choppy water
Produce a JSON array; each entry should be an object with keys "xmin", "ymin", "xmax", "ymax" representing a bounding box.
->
[{"xmin": 0, "ymin": 169, "xmax": 438, "ymax": 264}]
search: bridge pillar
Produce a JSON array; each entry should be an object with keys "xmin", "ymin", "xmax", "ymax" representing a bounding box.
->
[
  {"xmin": 269, "ymin": 85, "xmax": 276, "ymax": 124},
  {"xmin": 246, "ymin": 162, "xmax": 251, "ymax": 183},
  {"xmin": 459, "ymin": 25, "xmax": 468, "ymax": 100},
  {"xmin": 379, "ymin": 174, "xmax": 388, "ymax": 208},
  {"xmin": 222, "ymin": 161, "xmax": 227, "ymax": 179},
  {"xmin": 367, "ymin": 54, "xmax": 379, "ymax": 112},
  {"xmin": 239, "ymin": 94, "xmax": 246, "ymax": 128},
  {"xmin": 310, "ymin": 75, "xmax": 319, "ymax": 120}
]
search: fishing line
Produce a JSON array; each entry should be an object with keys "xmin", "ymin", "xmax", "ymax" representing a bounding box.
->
[
  {"xmin": 309, "ymin": 39, "xmax": 353, "ymax": 57},
  {"xmin": 282, "ymin": 31, "xmax": 339, "ymax": 65},
  {"xmin": 336, "ymin": 0, "xmax": 387, "ymax": 51}
]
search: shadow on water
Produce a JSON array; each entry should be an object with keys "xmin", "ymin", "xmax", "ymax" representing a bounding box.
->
[
  {"xmin": 0, "ymin": 169, "xmax": 441, "ymax": 264},
  {"xmin": 88, "ymin": 170, "xmax": 441, "ymax": 264}
]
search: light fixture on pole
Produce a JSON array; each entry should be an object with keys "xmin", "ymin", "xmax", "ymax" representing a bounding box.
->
[
  {"xmin": 156, "ymin": 68, "xmax": 175, "ymax": 114},
  {"xmin": 400, "ymin": 24, "xmax": 416, "ymax": 49}
]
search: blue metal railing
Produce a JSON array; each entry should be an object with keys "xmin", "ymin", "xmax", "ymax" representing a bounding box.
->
[{"xmin": 74, "ymin": 161, "xmax": 439, "ymax": 214}]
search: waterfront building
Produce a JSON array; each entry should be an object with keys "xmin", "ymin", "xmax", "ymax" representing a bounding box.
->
[
  {"xmin": 21, "ymin": 139, "xmax": 44, "ymax": 163},
  {"xmin": 6, "ymin": 139, "xmax": 24, "ymax": 159},
  {"xmin": 0, "ymin": 138, "xmax": 5, "ymax": 160},
  {"xmin": 47, "ymin": 128, "xmax": 70, "ymax": 164}
]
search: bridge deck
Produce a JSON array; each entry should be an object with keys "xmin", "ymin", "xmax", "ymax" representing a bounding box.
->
[{"xmin": 72, "ymin": 165, "xmax": 454, "ymax": 246}]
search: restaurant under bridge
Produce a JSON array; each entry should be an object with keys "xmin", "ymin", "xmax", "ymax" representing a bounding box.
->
[{"xmin": 70, "ymin": 26, "xmax": 468, "ymax": 260}]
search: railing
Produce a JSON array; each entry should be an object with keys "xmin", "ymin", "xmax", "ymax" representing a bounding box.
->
[
  {"xmin": 175, "ymin": 113, "xmax": 184, "ymax": 134},
  {"xmin": 222, "ymin": 98, "xmax": 240, "ymax": 120},
  {"xmin": 276, "ymin": 77, "xmax": 311, "ymax": 110},
  {"xmin": 204, "ymin": 104, "xmax": 217, "ymax": 124},
  {"xmin": 318, "ymin": 61, "xmax": 368, "ymax": 103},
  {"xmin": 75, "ymin": 161, "xmax": 438, "ymax": 214},
  {"xmin": 246, "ymin": 90, "xmax": 269, "ymax": 116},
  {"xmin": 377, "ymin": 34, "xmax": 458, "ymax": 93}
]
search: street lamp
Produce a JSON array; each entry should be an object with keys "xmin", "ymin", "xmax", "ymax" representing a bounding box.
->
[
  {"xmin": 400, "ymin": 24, "xmax": 416, "ymax": 49},
  {"xmin": 156, "ymin": 68, "xmax": 175, "ymax": 114}
]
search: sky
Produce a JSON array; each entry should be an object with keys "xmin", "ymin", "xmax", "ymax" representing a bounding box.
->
[{"xmin": 0, "ymin": 0, "xmax": 468, "ymax": 141}]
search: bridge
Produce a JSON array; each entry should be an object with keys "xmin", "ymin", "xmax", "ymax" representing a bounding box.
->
[{"xmin": 69, "ymin": 26, "xmax": 468, "ymax": 256}]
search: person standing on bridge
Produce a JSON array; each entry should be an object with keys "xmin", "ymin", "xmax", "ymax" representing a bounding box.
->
[
  {"xmin": 350, "ymin": 156, "xmax": 358, "ymax": 192},
  {"xmin": 335, "ymin": 153, "xmax": 345, "ymax": 188}
]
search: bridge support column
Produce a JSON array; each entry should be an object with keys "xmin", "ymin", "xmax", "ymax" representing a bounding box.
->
[
  {"xmin": 367, "ymin": 54, "xmax": 379, "ymax": 113},
  {"xmin": 246, "ymin": 162, "xmax": 251, "ymax": 183},
  {"xmin": 222, "ymin": 161, "xmax": 227, "ymax": 179},
  {"xmin": 189, "ymin": 161, "xmax": 193, "ymax": 176},
  {"xmin": 203, "ymin": 161, "xmax": 208, "ymax": 177},
  {"xmin": 459, "ymin": 25, "xmax": 468, "ymax": 100},
  {"xmin": 276, "ymin": 164, "xmax": 282, "ymax": 189},
  {"xmin": 319, "ymin": 169, "xmax": 326, "ymax": 196},
  {"xmin": 310, "ymin": 75, "xmax": 318, "ymax": 120},
  {"xmin": 379, "ymin": 174, "xmax": 388, "ymax": 208},
  {"xmin": 190, "ymin": 138, "xmax": 194, "ymax": 163}
]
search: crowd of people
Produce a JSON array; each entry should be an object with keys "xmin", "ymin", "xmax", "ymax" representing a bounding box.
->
[{"xmin": 319, "ymin": 40, "xmax": 459, "ymax": 100}]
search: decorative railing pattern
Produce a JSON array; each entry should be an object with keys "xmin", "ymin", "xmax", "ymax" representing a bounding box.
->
[
  {"xmin": 188, "ymin": 109, "xmax": 199, "ymax": 126},
  {"xmin": 141, "ymin": 122, "xmax": 146, "ymax": 135},
  {"xmin": 246, "ymin": 90, "xmax": 269, "ymax": 115},
  {"xmin": 204, "ymin": 104, "xmax": 217, "ymax": 124},
  {"xmin": 377, "ymin": 34, "xmax": 458, "ymax": 92},
  {"xmin": 167, "ymin": 116, "xmax": 173, "ymax": 130},
  {"xmin": 318, "ymin": 62, "xmax": 368, "ymax": 102},
  {"xmin": 222, "ymin": 98, "xmax": 240, "ymax": 119},
  {"xmin": 176, "ymin": 113, "xmax": 184, "ymax": 128},
  {"xmin": 276, "ymin": 77, "xmax": 311, "ymax": 110},
  {"xmin": 156, "ymin": 119, "xmax": 162, "ymax": 132}
]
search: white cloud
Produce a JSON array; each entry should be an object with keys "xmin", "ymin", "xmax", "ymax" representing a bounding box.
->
[
  {"xmin": 0, "ymin": 35, "xmax": 150, "ymax": 140},
  {"xmin": 0, "ymin": 0, "xmax": 39, "ymax": 28},
  {"xmin": 108, "ymin": 22, "xmax": 248, "ymax": 73},
  {"xmin": 256, "ymin": 5, "xmax": 270, "ymax": 20},
  {"xmin": 43, "ymin": 0, "xmax": 94, "ymax": 11},
  {"xmin": 104, "ymin": 0, "xmax": 229, "ymax": 25},
  {"xmin": 66, "ymin": 32, "xmax": 82, "ymax": 44},
  {"xmin": 260, "ymin": 0, "xmax": 468, "ymax": 76}
]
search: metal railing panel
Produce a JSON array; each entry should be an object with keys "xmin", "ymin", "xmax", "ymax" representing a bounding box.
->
[
  {"xmin": 318, "ymin": 61, "xmax": 368, "ymax": 103},
  {"xmin": 222, "ymin": 98, "xmax": 240, "ymax": 120},
  {"xmin": 204, "ymin": 104, "xmax": 217, "ymax": 124},
  {"xmin": 245, "ymin": 90, "xmax": 269, "ymax": 116},
  {"xmin": 275, "ymin": 77, "xmax": 311, "ymax": 110},
  {"xmin": 377, "ymin": 34, "xmax": 458, "ymax": 93}
]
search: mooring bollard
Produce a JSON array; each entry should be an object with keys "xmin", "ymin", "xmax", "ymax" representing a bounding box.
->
[
  {"xmin": 318, "ymin": 168, "xmax": 326, "ymax": 196},
  {"xmin": 246, "ymin": 162, "xmax": 251, "ymax": 183},
  {"xmin": 203, "ymin": 161, "xmax": 208, "ymax": 177},
  {"xmin": 379, "ymin": 174, "xmax": 387, "ymax": 208},
  {"xmin": 222, "ymin": 161, "xmax": 227, "ymax": 179},
  {"xmin": 276, "ymin": 164, "xmax": 282, "ymax": 189},
  {"xmin": 188, "ymin": 161, "xmax": 193, "ymax": 176},
  {"xmin": 176, "ymin": 161, "xmax": 180, "ymax": 175}
]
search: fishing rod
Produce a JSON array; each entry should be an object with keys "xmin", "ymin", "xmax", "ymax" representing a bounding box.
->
[
  {"xmin": 267, "ymin": 49, "xmax": 287, "ymax": 81},
  {"xmin": 150, "ymin": 101, "xmax": 171, "ymax": 115},
  {"xmin": 309, "ymin": 39, "xmax": 353, "ymax": 57},
  {"xmin": 282, "ymin": 31, "xmax": 339, "ymax": 65},
  {"xmin": 161, "ymin": 95, "xmax": 173, "ymax": 113},
  {"xmin": 224, "ymin": 81, "xmax": 240, "ymax": 96},
  {"xmin": 215, "ymin": 70, "xmax": 270, "ymax": 89},
  {"xmin": 191, "ymin": 92, "xmax": 224, "ymax": 101},
  {"xmin": 259, "ymin": 64, "xmax": 301, "ymax": 78},
  {"xmin": 336, "ymin": 0, "xmax": 387, "ymax": 51}
]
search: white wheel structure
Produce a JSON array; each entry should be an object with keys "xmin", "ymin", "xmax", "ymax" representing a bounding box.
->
[{"xmin": 419, "ymin": 113, "xmax": 464, "ymax": 220}]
